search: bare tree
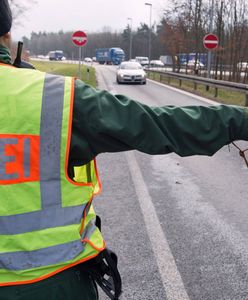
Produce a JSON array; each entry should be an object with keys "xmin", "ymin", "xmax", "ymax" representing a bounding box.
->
[
  {"xmin": 222, "ymin": 0, "xmax": 248, "ymax": 82},
  {"xmin": 9, "ymin": 0, "xmax": 36, "ymax": 26}
]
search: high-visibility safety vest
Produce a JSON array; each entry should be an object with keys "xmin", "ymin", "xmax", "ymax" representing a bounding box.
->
[{"xmin": 0, "ymin": 64, "xmax": 105, "ymax": 286}]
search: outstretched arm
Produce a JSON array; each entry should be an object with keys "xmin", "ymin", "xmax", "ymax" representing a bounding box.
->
[{"xmin": 70, "ymin": 80, "xmax": 248, "ymax": 165}]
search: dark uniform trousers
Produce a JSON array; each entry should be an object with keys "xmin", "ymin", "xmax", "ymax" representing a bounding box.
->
[{"xmin": 0, "ymin": 267, "xmax": 98, "ymax": 300}]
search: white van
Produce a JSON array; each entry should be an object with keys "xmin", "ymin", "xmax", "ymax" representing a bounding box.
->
[{"xmin": 135, "ymin": 56, "xmax": 149, "ymax": 66}]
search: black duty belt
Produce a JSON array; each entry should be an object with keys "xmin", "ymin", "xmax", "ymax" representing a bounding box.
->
[
  {"xmin": 78, "ymin": 248, "xmax": 122, "ymax": 300},
  {"xmin": 79, "ymin": 216, "xmax": 122, "ymax": 300}
]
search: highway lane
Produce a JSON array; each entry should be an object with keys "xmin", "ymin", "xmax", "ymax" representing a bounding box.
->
[{"xmin": 92, "ymin": 64, "xmax": 248, "ymax": 300}]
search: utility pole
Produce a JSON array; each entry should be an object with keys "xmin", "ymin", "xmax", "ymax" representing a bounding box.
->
[
  {"xmin": 145, "ymin": 2, "xmax": 152, "ymax": 67},
  {"xmin": 127, "ymin": 17, "xmax": 133, "ymax": 60}
]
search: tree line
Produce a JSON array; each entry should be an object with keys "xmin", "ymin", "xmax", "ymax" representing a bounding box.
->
[{"xmin": 17, "ymin": 0, "xmax": 248, "ymax": 83}]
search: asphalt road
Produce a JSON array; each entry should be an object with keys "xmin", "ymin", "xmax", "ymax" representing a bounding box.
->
[{"xmin": 92, "ymin": 64, "xmax": 248, "ymax": 300}]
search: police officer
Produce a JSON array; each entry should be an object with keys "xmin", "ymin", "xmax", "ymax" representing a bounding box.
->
[{"xmin": 1, "ymin": 1, "xmax": 248, "ymax": 299}]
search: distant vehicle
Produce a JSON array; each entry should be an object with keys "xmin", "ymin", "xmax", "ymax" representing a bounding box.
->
[
  {"xmin": 48, "ymin": 50, "xmax": 65, "ymax": 61},
  {"xmin": 95, "ymin": 47, "xmax": 125, "ymax": 65},
  {"xmin": 84, "ymin": 57, "xmax": 92, "ymax": 63},
  {"xmin": 150, "ymin": 60, "xmax": 164, "ymax": 67},
  {"xmin": 182, "ymin": 60, "xmax": 204, "ymax": 68},
  {"xmin": 135, "ymin": 56, "xmax": 149, "ymax": 66},
  {"xmin": 37, "ymin": 55, "xmax": 46, "ymax": 59},
  {"xmin": 116, "ymin": 61, "xmax": 147, "ymax": 84},
  {"xmin": 178, "ymin": 53, "xmax": 207, "ymax": 66},
  {"xmin": 237, "ymin": 62, "xmax": 248, "ymax": 71},
  {"xmin": 159, "ymin": 55, "xmax": 173, "ymax": 65}
]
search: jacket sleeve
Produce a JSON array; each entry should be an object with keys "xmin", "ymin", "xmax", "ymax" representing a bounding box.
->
[{"xmin": 70, "ymin": 79, "xmax": 248, "ymax": 165}]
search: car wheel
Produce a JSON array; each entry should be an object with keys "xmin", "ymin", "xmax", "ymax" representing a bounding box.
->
[
  {"xmin": 116, "ymin": 77, "xmax": 120, "ymax": 84},
  {"xmin": 143, "ymin": 80, "xmax": 146, "ymax": 85}
]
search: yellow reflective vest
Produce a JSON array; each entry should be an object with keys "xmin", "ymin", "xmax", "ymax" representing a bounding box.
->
[{"xmin": 0, "ymin": 64, "xmax": 105, "ymax": 285}]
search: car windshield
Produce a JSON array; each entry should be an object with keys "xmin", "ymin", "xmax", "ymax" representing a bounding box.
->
[{"xmin": 120, "ymin": 62, "xmax": 142, "ymax": 70}]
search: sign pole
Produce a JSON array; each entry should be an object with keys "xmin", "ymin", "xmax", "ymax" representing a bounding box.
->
[
  {"xmin": 207, "ymin": 50, "xmax": 211, "ymax": 79},
  {"xmin": 203, "ymin": 33, "xmax": 218, "ymax": 92},
  {"xmin": 78, "ymin": 46, "xmax": 82, "ymax": 79}
]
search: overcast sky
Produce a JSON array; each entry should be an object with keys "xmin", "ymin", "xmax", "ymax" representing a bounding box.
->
[{"xmin": 11, "ymin": 0, "xmax": 167, "ymax": 41}]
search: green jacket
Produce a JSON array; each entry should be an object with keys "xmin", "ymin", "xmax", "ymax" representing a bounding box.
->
[{"xmin": 1, "ymin": 45, "xmax": 248, "ymax": 171}]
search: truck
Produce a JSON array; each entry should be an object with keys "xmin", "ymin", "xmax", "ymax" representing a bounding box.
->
[
  {"xmin": 48, "ymin": 50, "xmax": 64, "ymax": 61},
  {"xmin": 95, "ymin": 47, "xmax": 125, "ymax": 65}
]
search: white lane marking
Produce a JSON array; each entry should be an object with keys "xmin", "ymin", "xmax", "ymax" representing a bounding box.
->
[
  {"xmin": 96, "ymin": 66, "xmax": 117, "ymax": 95},
  {"xmin": 126, "ymin": 151, "xmax": 190, "ymax": 300},
  {"xmin": 107, "ymin": 83, "xmax": 116, "ymax": 95}
]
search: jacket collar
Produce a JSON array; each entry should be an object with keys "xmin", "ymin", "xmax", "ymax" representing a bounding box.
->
[{"xmin": 0, "ymin": 44, "xmax": 12, "ymax": 65}]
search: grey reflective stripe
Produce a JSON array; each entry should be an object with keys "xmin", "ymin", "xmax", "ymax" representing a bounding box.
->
[
  {"xmin": 0, "ymin": 239, "xmax": 85, "ymax": 271},
  {"xmin": 0, "ymin": 206, "xmax": 86, "ymax": 234},
  {"xmin": 0, "ymin": 138, "xmax": 18, "ymax": 180},
  {"xmin": 0, "ymin": 74, "xmax": 86, "ymax": 235},
  {"xmin": 1, "ymin": 220, "xmax": 99, "ymax": 271},
  {"xmin": 40, "ymin": 73, "xmax": 64, "ymax": 208},
  {"xmin": 81, "ymin": 219, "xmax": 97, "ymax": 241},
  {"xmin": 23, "ymin": 138, "xmax": 30, "ymax": 178}
]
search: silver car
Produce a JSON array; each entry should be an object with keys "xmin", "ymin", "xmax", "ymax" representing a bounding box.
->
[{"xmin": 116, "ymin": 61, "xmax": 147, "ymax": 84}]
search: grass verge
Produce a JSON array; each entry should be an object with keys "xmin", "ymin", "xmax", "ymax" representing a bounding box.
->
[{"xmin": 30, "ymin": 60, "xmax": 97, "ymax": 88}]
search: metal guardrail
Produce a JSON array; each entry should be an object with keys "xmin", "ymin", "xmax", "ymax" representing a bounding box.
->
[{"xmin": 147, "ymin": 69, "xmax": 248, "ymax": 106}]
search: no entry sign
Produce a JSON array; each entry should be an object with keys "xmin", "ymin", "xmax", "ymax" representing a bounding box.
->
[
  {"xmin": 203, "ymin": 33, "xmax": 219, "ymax": 50},
  {"xmin": 72, "ymin": 31, "xmax": 87, "ymax": 47}
]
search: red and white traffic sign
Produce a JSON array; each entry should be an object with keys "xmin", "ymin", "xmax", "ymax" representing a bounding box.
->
[
  {"xmin": 71, "ymin": 31, "xmax": 87, "ymax": 47},
  {"xmin": 203, "ymin": 33, "xmax": 219, "ymax": 50}
]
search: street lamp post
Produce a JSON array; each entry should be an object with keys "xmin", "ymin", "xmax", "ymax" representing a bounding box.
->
[
  {"xmin": 207, "ymin": 0, "xmax": 214, "ymax": 79},
  {"xmin": 145, "ymin": 2, "xmax": 152, "ymax": 66},
  {"xmin": 127, "ymin": 17, "xmax": 133, "ymax": 60},
  {"xmin": 205, "ymin": 0, "xmax": 215, "ymax": 91}
]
